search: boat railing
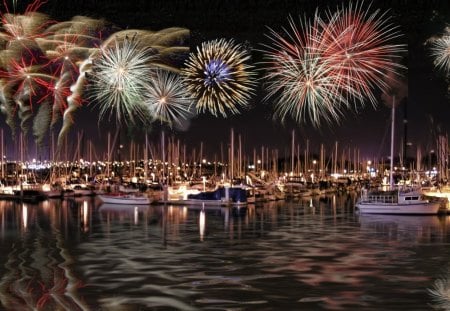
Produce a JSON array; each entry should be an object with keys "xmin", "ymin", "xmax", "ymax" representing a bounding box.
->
[{"xmin": 365, "ymin": 194, "xmax": 397, "ymax": 204}]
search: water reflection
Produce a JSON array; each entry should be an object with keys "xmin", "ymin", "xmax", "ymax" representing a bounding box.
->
[
  {"xmin": 0, "ymin": 200, "xmax": 87, "ymax": 310},
  {"xmin": 358, "ymin": 214, "xmax": 445, "ymax": 241},
  {"xmin": 199, "ymin": 209, "xmax": 205, "ymax": 241},
  {"xmin": 22, "ymin": 203, "xmax": 28, "ymax": 230},
  {"xmin": 0, "ymin": 195, "xmax": 449, "ymax": 310}
]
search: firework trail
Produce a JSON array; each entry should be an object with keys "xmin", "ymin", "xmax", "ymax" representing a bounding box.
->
[
  {"xmin": 32, "ymin": 100, "xmax": 51, "ymax": 145},
  {"xmin": 0, "ymin": 0, "xmax": 53, "ymax": 138},
  {"xmin": 101, "ymin": 27, "xmax": 190, "ymax": 72},
  {"xmin": 181, "ymin": 38, "xmax": 256, "ymax": 117},
  {"xmin": 145, "ymin": 69, "xmax": 195, "ymax": 128},
  {"xmin": 0, "ymin": 55, "xmax": 54, "ymax": 136},
  {"xmin": 0, "ymin": 0, "xmax": 190, "ymax": 146},
  {"xmin": 41, "ymin": 16, "xmax": 108, "ymax": 145},
  {"xmin": 261, "ymin": 2, "xmax": 406, "ymax": 127},
  {"xmin": 0, "ymin": 1, "xmax": 106, "ymax": 145},
  {"xmin": 0, "ymin": 0, "xmax": 50, "ymax": 45}
]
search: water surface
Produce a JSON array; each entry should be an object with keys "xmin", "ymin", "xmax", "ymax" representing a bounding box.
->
[{"xmin": 1, "ymin": 194, "xmax": 449, "ymax": 310}]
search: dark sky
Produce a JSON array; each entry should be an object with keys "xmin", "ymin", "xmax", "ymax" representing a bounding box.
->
[{"xmin": 1, "ymin": 0, "xmax": 449, "ymax": 161}]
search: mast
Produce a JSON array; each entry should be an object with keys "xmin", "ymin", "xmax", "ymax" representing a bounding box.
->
[
  {"xmin": 90, "ymin": 140, "xmax": 93, "ymax": 178},
  {"xmin": 291, "ymin": 129, "xmax": 294, "ymax": 175},
  {"xmin": 238, "ymin": 134, "xmax": 242, "ymax": 177},
  {"xmin": 144, "ymin": 133, "xmax": 148, "ymax": 181},
  {"xmin": 389, "ymin": 96, "xmax": 396, "ymax": 188},
  {"xmin": 230, "ymin": 128, "xmax": 234, "ymax": 181},
  {"xmin": 106, "ymin": 132, "xmax": 111, "ymax": 178},
  {"xmin": 161, "ymin": 130, "xmax": 165, "ymax": 184},
  {"xmin": 1, "ymin": 128, "xmax": 4, "ymax": 179},
  {"xmin": 334, "ymin": 141, "xmax": 338, "ymax": 175}
]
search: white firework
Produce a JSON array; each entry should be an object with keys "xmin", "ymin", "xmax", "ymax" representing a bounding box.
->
[
  {"xmin": 430, "ymin": 33, "xmax": 450, "ymax": 74},
  {"xmin": 89, "ymin": 34, "xmax": 155, "ymax": 124},
  {"xmin": 145, "ymin": 69, "xmax": 194, "ymax": 128}
]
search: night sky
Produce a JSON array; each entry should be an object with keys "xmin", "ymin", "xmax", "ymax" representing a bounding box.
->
[{"xmin": 1, "ymin": 0, "xmax": 449, "ymax": 161}]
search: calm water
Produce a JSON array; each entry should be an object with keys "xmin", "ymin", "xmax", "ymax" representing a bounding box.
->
[{"xmin": 1, "ymin": 194, "xmax": 450, "ymax": 310}]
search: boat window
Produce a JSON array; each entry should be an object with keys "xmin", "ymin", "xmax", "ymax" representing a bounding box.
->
[{"xmin": 405, "ymin": 196, "xmax": 419, "ymax": 201}]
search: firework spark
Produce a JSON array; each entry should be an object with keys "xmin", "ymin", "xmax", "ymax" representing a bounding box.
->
[
  {"xmin": 145, "ymin": 69, "xmax": 195, "ymax": 128},
  {"xmin": 181, "ymin": 38, "xmax": 256, "ymax": 117}
]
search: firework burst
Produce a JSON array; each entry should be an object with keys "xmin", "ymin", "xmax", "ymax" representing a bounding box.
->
[
  {"xmin": 0, "ymin": 1, "xmax": 190, "ymax": 146},
  {"xmin": 261, "ymin": 3, "xmax": 406, "ymax": 126},
  {"xmin": 0, "ymin": 0, "xmax": 51, "ymax": 45},
  {"xmin": 88, "ymin": 34, "xmax": 156, "ymax": 125},
  {"xmin": 145, "ymin": 69, "xmax": 194, "ymax": 128},
  {"xmin": 321, "ymin": 2, "xmax": 406, "ymax": 105},
  {"xmin": 181, "ymin": 38, "xmax": 256, "ymax": 117},
  {"xmin": 428, "ymin": 26, "xmax": 450, "ymax": 75},
  {"xmin": 262, "ymin": 15, "xmax": 354, "ymax": 126}
]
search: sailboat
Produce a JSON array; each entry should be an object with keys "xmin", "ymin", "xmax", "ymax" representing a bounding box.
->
[{"xmin": 356, "ymin": 98, "xmax": 440, "ymax": 215}]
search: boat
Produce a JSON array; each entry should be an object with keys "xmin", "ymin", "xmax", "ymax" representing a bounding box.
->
[
  {"xmin": 356, "ymin": 185, "xmax": 441, "ymax": 215},
  {"xmin": 0, "ymin": 189, "xmax": 48, "ymax": 203},
  {"xmin": 98, "ymin": 193, "xmax": 151, "ymax": 205},
  {"xmin": 66, "ymin": 184, "xmax": 95, "ymax": 196},
  {"xmin": 355, "ymin": 98, "xmax": 440, "ymax": 216},
  {"xmin": 41, "ymin": 184, "xmax": 64, "ymax": 198},
  {"xmin": 160, "ymin": 186, "xmax": 247, "ymax": 207},
  {"xmin": 422, "ymin": 184, "xmax": 450, "ymax": 209}
]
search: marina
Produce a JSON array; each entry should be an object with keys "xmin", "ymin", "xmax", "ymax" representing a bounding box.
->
[{"xmin": 0, "ymin": 0, "xmax": 449, "ymax": 309}]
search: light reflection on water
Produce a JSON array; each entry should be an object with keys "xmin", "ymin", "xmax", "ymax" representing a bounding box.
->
[{"xmin": 0, "ymin": 195, "xmax": 450, "ymax": 310}]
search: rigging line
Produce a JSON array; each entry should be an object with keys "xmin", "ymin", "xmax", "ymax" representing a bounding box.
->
[{"xmin": 376, "ymin": 112, "xmax": 392, "ymax": 160}]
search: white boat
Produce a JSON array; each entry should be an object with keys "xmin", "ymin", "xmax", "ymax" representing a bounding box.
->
[
  {"xmin": 160, "ymin": 186, "xmax": 247, "ymax": 207},
  {"xmin": 98, "ymin": 193, "xmax": 151, "ymax": 205},
  {"xmin": 355, "ymin": 99, "xmax": 440, "ymax": 216},
  {"xmin": 356, "ymin": 186, "xmax": 440, "ymax": 215},
  {"xmin": 162, "ymin": 197, "xmax": 247, "ymax": 207}
]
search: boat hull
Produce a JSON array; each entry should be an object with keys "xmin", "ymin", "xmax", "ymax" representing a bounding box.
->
[
  {"xmin": 160, "ymin": 199, "xmax": 246, "ymax": 207},
  {"xmin": 356, "ymin": 202, "xmax": 440, "ymax": 215},
  {"xmin": 98, "ymin": 195, "xmax": 150, "ymax": 205}
]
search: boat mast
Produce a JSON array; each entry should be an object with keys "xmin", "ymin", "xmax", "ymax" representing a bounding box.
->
[
  {"xmin": 230, "ymin": 128, "xmax": 234, "ymax": 182},
  {"xmin": 144, "ymin": 133, "xmax": 148, "ymax": 182},
  {"xmin": 1, "ymin": 128, "xmax": 4, "ymax": 180},
  {"xmin": 389, "ymin": 96, "xmax": 396, "ymax": 188},
  {"xmin": 291, "ymin": 129, "xmax": 294, "ymax": 175}
]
